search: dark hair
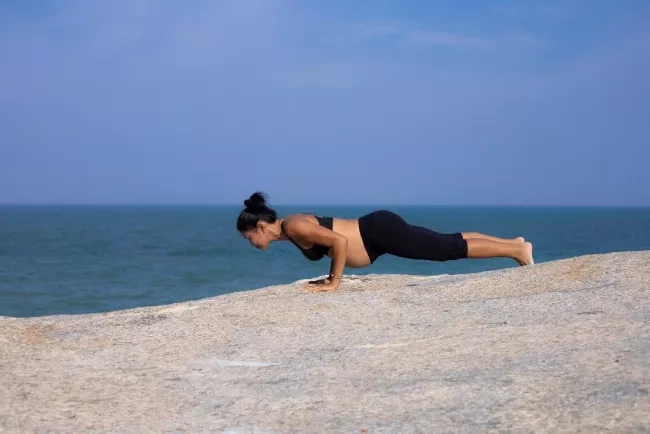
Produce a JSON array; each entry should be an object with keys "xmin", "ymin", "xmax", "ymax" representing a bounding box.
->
[{"xmin": 237, "ymin": 191, "xmax": 277, "ymax": 232}]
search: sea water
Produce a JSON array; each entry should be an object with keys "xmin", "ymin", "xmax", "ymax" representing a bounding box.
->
[{"xmin": 1, "ymin": 205, "xmax": 649, "ymax": 317}]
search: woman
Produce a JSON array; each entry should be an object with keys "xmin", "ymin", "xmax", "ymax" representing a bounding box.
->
[{"xmin": 237, "ymin": 192, "xmax": 534, "ymax": 292}]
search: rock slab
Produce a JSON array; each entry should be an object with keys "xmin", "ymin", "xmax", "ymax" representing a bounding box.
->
[{"xmin": 1, "ymin": 251, "xmax": 649, "ymax": 433}]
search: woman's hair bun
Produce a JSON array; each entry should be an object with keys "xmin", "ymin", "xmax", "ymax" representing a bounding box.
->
[
  {"xmin": 244, "ymin": 191, "xmax": 267, "ymax": 210},
  {"xmin": 237, "ymin": 191, "xmax": 277, "ymax": 231}
]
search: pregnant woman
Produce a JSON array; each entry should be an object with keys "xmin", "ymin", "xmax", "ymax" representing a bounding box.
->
[{"xmin": 237, "ymin": 192, "xmax": 534, "ymax": 292}]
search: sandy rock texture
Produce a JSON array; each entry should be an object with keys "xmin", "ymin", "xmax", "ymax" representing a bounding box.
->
[{"xmin": 1, "ymin": 251, "xmax": 649, "ymax": 433}]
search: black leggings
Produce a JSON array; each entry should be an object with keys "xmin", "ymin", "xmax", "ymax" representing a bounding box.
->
[{"xmin": 358, "ymin": 210, "xmax": 468, "ymax": 263}]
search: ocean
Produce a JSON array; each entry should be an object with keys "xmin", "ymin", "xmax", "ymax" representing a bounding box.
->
[{"xmin": 1, "ymin": 205, "xmax": 649, "ymax": 318}]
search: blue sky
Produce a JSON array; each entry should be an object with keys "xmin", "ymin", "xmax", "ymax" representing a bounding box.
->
[{"xmin": 1, "ymin": 0, "xmax": 649, "ymax": 205}]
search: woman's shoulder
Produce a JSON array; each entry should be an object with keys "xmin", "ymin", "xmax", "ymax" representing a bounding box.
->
[
  {"xmin": 281, "ymin": 213, "xmax": 322, "ymax": 234},
  {"xmin": 283, "ymin": 213, "xmax": 315, "ymax": 225}
]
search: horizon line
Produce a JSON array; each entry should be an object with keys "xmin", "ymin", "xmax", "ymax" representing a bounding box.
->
[{"xmin": 1, "ymin": 203, "xmax": 649, "ymax": 208}]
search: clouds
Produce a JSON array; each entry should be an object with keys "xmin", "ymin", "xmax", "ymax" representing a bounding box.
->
[
  {"xmin": 1, "ymin": 1, "xmax": 287, "ymax": 84},
  {"xmin": 0, "ymin": 0, "xmax": 602, "ymax": 102},
  {"xmin": 495, "ymin": 2, "xmax": 571, "ymax": 20},
  {"xmin": 330, "ymin": 20, "xmax": 491, "ymax": 48},
  {"xmin": 0, "ymin": 1, "xmax": 649, "ymax": 204},
  {"xmin": 407, "ymin": 29, "xmax": 492, "ymax": 48}
]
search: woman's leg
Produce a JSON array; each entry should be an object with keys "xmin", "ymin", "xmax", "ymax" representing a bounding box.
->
[
  {"xmin": 461, "ymin": 232, "xmax": 525, "ymax": 244},
  {"xmin": 363, "ymin": 210, "xmax": 534, "ymax": 265},
  {"xmin": 466, "ymin": 239, "xmax": 534, "ymax": 265}
]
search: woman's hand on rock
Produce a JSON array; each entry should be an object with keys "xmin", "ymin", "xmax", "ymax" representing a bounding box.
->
[
  {"xmin": 304, "ymin": 282, "xmax": 339, "ymax": 292},
  {"xmin": 307, "ymin": 278, "xmax": 331, "ymax": 285}
]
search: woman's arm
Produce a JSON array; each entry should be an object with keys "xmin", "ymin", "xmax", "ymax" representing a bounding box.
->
[{"xmin": 283, "ymin": 217, "xmax": 348, "ymax": 290}]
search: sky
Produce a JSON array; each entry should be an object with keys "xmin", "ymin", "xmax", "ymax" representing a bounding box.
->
[{"xmin": 1, "ymin": 0, "xmax": 649, "ymax": 206}]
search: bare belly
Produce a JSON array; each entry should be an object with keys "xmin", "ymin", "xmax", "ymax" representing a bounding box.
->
[
  {"xmin": 288, "ymin": 214, "xmax": 372, "ymax": 268},
  {"xmin": 329, "ymin": 218, "xmax": 372, "ymax": 268}
]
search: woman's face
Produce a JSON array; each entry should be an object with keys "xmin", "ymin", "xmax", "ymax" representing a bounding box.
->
[{"xmin": 241, "ymin": 222, "xmax": 272, "ymax": 250}]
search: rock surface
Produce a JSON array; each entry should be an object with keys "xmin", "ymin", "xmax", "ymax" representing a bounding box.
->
[{"xmin": 1, "ymin": 251, "xmax": 649, "ymax": 433}]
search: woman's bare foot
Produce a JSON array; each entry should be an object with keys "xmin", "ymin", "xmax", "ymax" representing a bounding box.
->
[{"xmin": 515, "ymin": 242, "xmax": 534, "ymax": 266}]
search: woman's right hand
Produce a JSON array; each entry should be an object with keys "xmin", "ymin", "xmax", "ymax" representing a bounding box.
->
[{"xmin": 307, "ymin": 278, "xmax": 331, "ymax": 285}]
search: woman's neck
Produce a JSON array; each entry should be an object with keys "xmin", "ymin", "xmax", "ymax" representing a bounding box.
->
[{"xmin": 272, "ymin": 218, "xmax": 287, "ymax": 241}]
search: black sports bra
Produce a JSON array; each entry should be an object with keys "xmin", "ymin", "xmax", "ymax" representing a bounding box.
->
[{"xmin": 281, "ymin": 215, "xmax": 333, "ymax": 261}]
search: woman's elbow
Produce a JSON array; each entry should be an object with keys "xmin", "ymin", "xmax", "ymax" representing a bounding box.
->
[{"xmin": 333, "ymin": 235, "xmax": 348, "ymax": 250}]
